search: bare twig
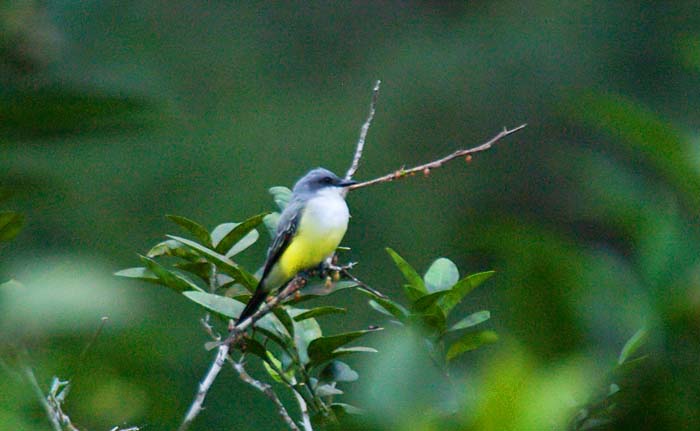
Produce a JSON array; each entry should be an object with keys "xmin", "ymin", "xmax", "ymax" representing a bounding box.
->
[
  {"xmin": 347, "ymin": 124, "xmax": 527, "ymax": 191},
  {"xmin": 292, "ymin": 377, "xmax": 313, "ymax": 431},
  {"xmin": 232, "ymin": 359, "xmax": 301, "ymax": 431},
  {"xmin": 345, "ymin": 80, "xmax": 381, "ymax": 181},
  {"xmin": 340, "ymin": 268, "xmax": 385, "ymax": 298},
  {"xmin": 328, "ymin": 262, "xmax": 386, "ymax": 298},
  {"xmin": 23, "ymin": 367, "xmax": 65, "ymax": 431},
  {"xmin": 178, "ymin": 344, "xmax": 230, "ymax": 431},
  {"xmin": 179, "ymin": 277, "xmax": 308, "ymax": 430}
]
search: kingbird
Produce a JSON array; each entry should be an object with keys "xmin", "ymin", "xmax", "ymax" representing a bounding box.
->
[{"xmin": 237, "ymin": 168, "xmax": 356, "ymax": 322}]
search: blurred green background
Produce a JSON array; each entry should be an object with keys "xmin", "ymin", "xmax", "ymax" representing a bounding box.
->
[{"xmin": 2, "ymin": 1, "xmax": 700, "ymax": 429}]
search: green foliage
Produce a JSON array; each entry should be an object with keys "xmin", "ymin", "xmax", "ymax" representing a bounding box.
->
[
  {"xmin": 117, "ymin": 209, "xmax": 382, "ymax": 425},
  {"xmin": 116, "ymin": 204, "xmax": 504, "ymax": 429},
  {"xmin": 212, "ymin": 212, "xmax": 268, "ymax": 256},
  {"xmin": 364, "ymin": 249, "xmax": 497, "ymax": 365},
  {"xmin": 569, "ymin": 329, "xmax": 649, "ymax": 430},
  {"xmin": 3, "ymin": 2, "xmax": 700, "ymax": 429}
]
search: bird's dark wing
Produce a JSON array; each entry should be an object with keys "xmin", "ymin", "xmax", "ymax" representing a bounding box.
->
[
  {"xmin": 237, "ymin": 199, "xmax": 303, "ymax": 323},
  {"xmin": 259, "ymin": 198, "xmax": 303, "ymax": 284}
]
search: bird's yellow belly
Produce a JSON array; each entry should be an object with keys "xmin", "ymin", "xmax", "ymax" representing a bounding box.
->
[
  {"xmin": 278, "ymin": 226, "xmax": 345, "ymax": 277},
  {"xmin": 267, "ymin": 194, "xmax": 349, "ymax": 287}
]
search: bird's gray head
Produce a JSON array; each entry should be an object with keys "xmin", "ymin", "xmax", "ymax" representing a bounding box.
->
[{"xmin": 292, "ymin": 167, "xmax": 357, "ymax": 195}]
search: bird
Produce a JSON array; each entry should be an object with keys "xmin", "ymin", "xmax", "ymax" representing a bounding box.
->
[{"xmin": 236, "ymin": 167, "xmax": 356, "ymax": 323}]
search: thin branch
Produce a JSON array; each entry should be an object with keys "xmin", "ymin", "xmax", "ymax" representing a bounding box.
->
[
  {"xmin": 231, "ymin": 360, "xmax": 301, "ymax": 431},
  {"xmin": 217, "ymin": 276, "xmax": 308, "ymax": 348},
  {"xmin": 345, "ymin": 80, "xmax": 381, "ymax": 181},
  {"xmin": 328, "ymin": 262, "xmax": 386, "ymax": 298},
  {"xmin": 23, "ymin": 367, "xmax": 65, "ymax": 431},
  {"xmin": 180, "ymin": 277, "xmax": 308, "ymax": 430},
  {"xmin": 347, "ymin": 124, "xmax": 527, "ymax": 191},
  {"xmin": 293, "ymin": 381, "xmax": 313, "ymax": 431},
  {"xmin": 178, "ymin": 344, "xmax": 229, "ymax": 431}
]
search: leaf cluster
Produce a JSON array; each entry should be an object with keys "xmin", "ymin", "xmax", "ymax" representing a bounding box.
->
[
  {"xmin": 363, "ymin": 248, "xmax": 497, "ymax": 365},
  {"xmin": 569, "ymin": 328, "xmax": 649, "ymax": 431},
  {"xmin": 117, "ymin": 195, "xmax": 378, "ymax": 424}
]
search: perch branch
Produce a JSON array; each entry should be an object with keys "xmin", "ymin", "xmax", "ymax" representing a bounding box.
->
[
  {"xmin": 348, "ymin": 124, "xmax": 527, "ymax": 191},
  {"xmin": 179, "ymin": 276, "xmax": 308, "ymax": 430},
  {"xmin": 232, "ymin": 359, "xmax": 301, "ymax": 431},
  {"xmin": 345, "ymin": 80, "xmax": 381, "ymax": 181},
  {"xmin": 178, "ymin": 344, "xmax": 229, "ymax": 431},
  {"xmin": 292, "ymin": 377, "xmax": 313, "ymax": 431},
  {"xmin": 218, "ymin": 276, "xmax": 307, "ymax": 347}
]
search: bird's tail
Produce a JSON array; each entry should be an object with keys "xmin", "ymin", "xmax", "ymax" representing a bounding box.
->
[{"xmin": 237, "ymin": 285, "xmax": 268, "ymax": 324}]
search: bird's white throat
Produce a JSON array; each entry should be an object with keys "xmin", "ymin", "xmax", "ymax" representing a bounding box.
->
[{"xmin": 302, "ymin": 187, "xmax": 350, "ymax": 231}]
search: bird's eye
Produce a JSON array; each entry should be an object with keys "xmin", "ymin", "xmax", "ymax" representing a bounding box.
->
[{"xmin": 321, "ymin": 176, "xmax": 333, "ymax": 184}]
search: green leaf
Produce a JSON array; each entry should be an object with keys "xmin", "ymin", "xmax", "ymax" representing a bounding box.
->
[
  {"xmin": 146, "ymin": 239, "xmax": 201, "ymax": 260},
  {"xmin": 173, "ymin": 262, "xmax": 213, "ymax": 281},
  {"xmin": 403, "ymin": 285, "xmax": 426, "ymax": 303},
  {"xmin": 618, "ymin": 328, "xmax": 648, "ymax": 365},
  {"xmin": 326, "ymin": 346, "xmax": 377, "ymax": 361},
  {"xmin": 254, "ymin": 327, "xmax": 289, "ymax": 351},
  {"xmin": 167, "ymin": 235, "xmax": 258, "ymax": 290},
  {"xmin": 290, "ymin": 309, "xmax": 323, "ymax": 365},
  {"xmin": 262, "ymin": 351, "xmax": 295, "ymax": 383},
  {"xmin": 212, "ymin": 212, "xmax": 268, "ymax": 256},
  {"xmin": 449, "ymin": 310, "xmax": 491, "ymax": 331},
  {"xmin": 182, "ymin": 291, "xmax": 289, "ymax": 339},
  {"xmin": 439, "ymin": 271, "xmax": 495, "ymax": 316},
  {"xmin": 386, "ymin": 248, "xmax": 427, "ymax": 293},
  {"xmin": 446, "ymin": 330, "xmax": 498, "ymax": 361},
  {"xmin": 330, "ymin": 403, "xmax": 362, "ymax": 416},
  {"xmin": 183, "ymin": 290, "xmax": 243, "ymax": 318},
  {"xmin": 241, "ymin": 338, "xmax": 268, "ymax": 361},
  {"xmin": 166, "ymin": 215, "xmax": 212, "ymax": 247},
  {"xmin": 368, "ymin": 300, "xmax": 395, "ymax": 318},
  {"xmin": 319, "ymin": 360, "xmax": 359, "ymax": 383},
  {"xmin": 424, "ymin": 257, "xmax": 459, "ymax": 292},
  {"xmin": 138, "ymin": 255, "xmax": 204, "ymax": 292},
  {"xmin": 114, "ymin": 267, "xmax": 160, "ymax": 284},
  {"xmin": 262, "ymin": 351, "xmax": 287, "ymax": 383},
  {"xmin": 307, "ymin": 328, "xmax": 382, "ymax": 367},
  {"xmin": 294, "ymin": 280, "xmax": 356, "ymax": 302},
  {"xmin": 316, "ymin": 384, "xmax": 343, "ymax": 396},
  {"xmin": 0, "ymin": 211, "xmax": 24, "ymax": 242},
  {"xmin": 269, "ymin": 186, "xmax": 292, "ymax": 210},
  {"xmin": 293, "ymin": 307, "xmax": 346, "ymax": 321},
  {"xmin": 272, "ymin": 307, "xmax": 295, "ymax": 338},
  {"xmin": 412, "ymin": 290, "xmax": 451, "ymax": 312},
  {"xmin": 415, "ymin": 309, "xmax": 447, "ymax": 335},
  {"xmin": 263, "ymin": 213, "xmax": 280, "ymax": 237}
]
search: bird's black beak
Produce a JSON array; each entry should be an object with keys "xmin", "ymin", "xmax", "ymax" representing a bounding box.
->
[{"xmin": 337, "ymin": 179, "xmax": 358, "ymax": 187}]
